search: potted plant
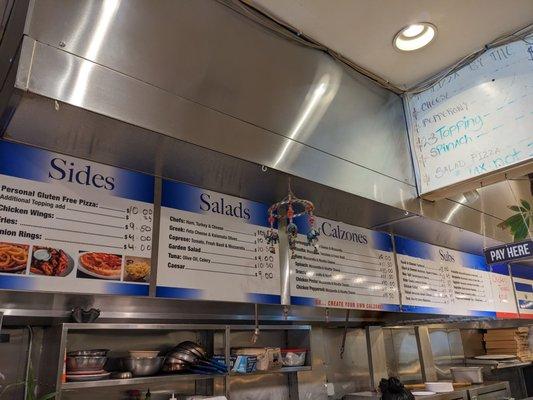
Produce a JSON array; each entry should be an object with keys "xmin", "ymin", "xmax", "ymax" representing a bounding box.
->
[
  {"xmin": 0, "ymin": 364, "xmax": 55, "ymax": 400},
  {"xmin": 498, "ymin": 199, "xmax": 532, "ymax": 241}
]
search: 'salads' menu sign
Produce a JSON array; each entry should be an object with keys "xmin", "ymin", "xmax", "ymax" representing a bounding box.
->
[
  {"xmin": 156, "ymin": 179, "xmax": 281, "ymax": 304},
  {"xmin": 484, "ymin": 240, "xmax": 533, "ymax": 264},
  {"xmin": 290, "ymin": 217, "xmax": 400, "ymax": 311},
  {"xmin": 0, "ymin": 140, "xmax": 154, "ymax": 296}
]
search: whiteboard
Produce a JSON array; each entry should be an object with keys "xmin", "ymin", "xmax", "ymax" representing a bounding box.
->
[{"xmin": 405, "ymin": 37, "xmax": 533, "ymax": 196}]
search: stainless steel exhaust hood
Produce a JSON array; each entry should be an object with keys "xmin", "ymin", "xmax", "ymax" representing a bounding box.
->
[{"xmin": 0, "ymin": 0, "xmax": 515, "ymax": 250}]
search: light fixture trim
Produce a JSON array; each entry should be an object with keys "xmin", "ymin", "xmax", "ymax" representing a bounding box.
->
[{"xmin": 394, "ymin": 22, "xmax": 437, "ymax": 52}]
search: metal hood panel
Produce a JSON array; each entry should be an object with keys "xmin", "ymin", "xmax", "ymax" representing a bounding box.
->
[
  {"xmin": 0, "ymin": 0, "xmax": 517, "ymax": 249},
  {"xmin": 13, "ymin": 36, "xmax": 417, "ymax": 209},
  {"xmin": 16, "ymin": 0, "xmax": 415, "ymax": 203},
  {"xmin": 4, "ymin": 94, "xmax": 411, "ymax": 230}
]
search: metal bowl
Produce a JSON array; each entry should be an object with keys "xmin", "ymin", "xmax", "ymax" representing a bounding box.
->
[
  {"xmin": 166, "ymin": 350, "xmax": 197, "ymax": 364},
  {"xmin": 177, "ymin": 341, "xmax": 206, "ymax": 359},
  {"xmin": 121, "ymin": 356, "xmax": 164, "ymax": 377},
  {"xmin": 162, "ymin": 363, "xmax": 188, "ymax": 373},
  {"xmin": 67, "ymin": 349, "xmax": 110, "ymax": 357},
  {"xmin": 66, "ymin": 356, "xmax": 107, "ymax": 372}
]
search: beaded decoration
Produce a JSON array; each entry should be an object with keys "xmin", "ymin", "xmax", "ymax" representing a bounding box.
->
[{"xmin": 266, "ymin": 184, "xmax": 319, "ymax": 258}]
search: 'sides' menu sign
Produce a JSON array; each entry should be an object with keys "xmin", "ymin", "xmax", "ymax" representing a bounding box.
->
[
  {"xmin": 0, "ymin": 141, "xmax": 154, "ymax": 296},
  {"xmin": 290, "ymin": 216, "xmax": 400, "ymax": 311},
  {"xmin": 156, "ymin": 180, "xmax": 281, "ymax": 304}
]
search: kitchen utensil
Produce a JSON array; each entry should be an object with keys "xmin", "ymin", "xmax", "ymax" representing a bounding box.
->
[
  {"xmin": 164, "ymin": 356, "xmax": 189, "ymax": 365},
  {"xmin": 110, "ymin": 371, "xmax": 133, "ymax": 379},
  {"xmin": 450, "ymin": 366, "xmax": 484, "ymax": 383},
  {"xmin": 67, "ymin": 369, "xmax": 106, "ymax": 376},
  {"xmin": 66, "ymin": 356, "xmax": 107, "ymax": 372},
  {"xmin": 121, "ymin": 356, "xmax": 164, "ymax": 377},
  {"xmin": 177, "ymin": 341, "xmax": 207, "ymax": 359},
  {"xmin": 197, "ymin": 359, "xmax": 228, "ymax": 373},
  {"xmin": 128, "ymin": 350, "xmax": 160, "ymax": 358},
  {"xmin": 474, "ymin": 354, "xmax": 516, "ymax": 360},
  {"xmin": 162, "ymin": 363, "xmax": 189, "ymax": 372},
  {"xmin": 424, "ymin": 382, "xmax": 454, "ymax": 393},
  {"xmin": 280, "ymin": 348, "xmax": 307, "ymax": 367},
  {"xmin": 412, "ymin": 392, "xmax": 436, "ymax": 396},
  {"xmin": 67, "ymin": 349, "xmax": 110, "ymax": 357},
  {"xmin": 66, "ymin": 372, "xmax": 110, "ymax": 382},
  {"xmin": 405, "ymin": 384, "xmax": 426, "ymax": 390},
  {"xmin": 189, "ymin": 364, "xmax": 222, "ymax": 374},
  {"xmin": 206, "ymin": 358, "xmax": 229, "ymax": 372},
  {"xmin": 166, "ymin": 350, "xmax": 197, "ymax": 364}
]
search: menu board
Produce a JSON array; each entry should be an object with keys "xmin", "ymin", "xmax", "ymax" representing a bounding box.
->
[
  {"xmin": 0, "ymin": 141, "xmax": 154, "ymax": 295},
  {"xmin": 395, "ymin": 236, "xmax": 518, "ymax": 317},
  {"xmin": 156, "ymin": 180, "xmax": 280, "ymax": 304},
  {"xmin": 511, "ymin": 264, "xmax": 533, "ymax": 319},
  {"xmin": 406, "ymin": 38, "xmax": 533, "ymax": 196},
  {"xmin": 289, "ymin": 217, "xmax": 400, "ymax": 311}
]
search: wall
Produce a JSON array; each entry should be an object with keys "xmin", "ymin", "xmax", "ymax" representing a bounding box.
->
[{"xmin": 382, "ymin": 328, "xmax": 422, "ymax": 383}]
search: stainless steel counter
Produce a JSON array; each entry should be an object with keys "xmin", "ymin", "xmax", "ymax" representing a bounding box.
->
[{"xmin": 343, "ymin": 382, "xmax": 511, "ymax": 400}]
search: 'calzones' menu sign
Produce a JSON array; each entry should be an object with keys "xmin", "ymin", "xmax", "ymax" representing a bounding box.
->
[
  {"xmin": 156, "ymin": 180, "xmax": 281, "ymax": 304},
  {"xmin": 0, "ymin": 140, "xmax": 154, "ymax": 296},
  {"xmin": 395, "ymin": 236, "xmax": 518, "ymax": 317},
  {"xmin": 290, "ymin": 217, "xmax": 400, "ymax": 311}
]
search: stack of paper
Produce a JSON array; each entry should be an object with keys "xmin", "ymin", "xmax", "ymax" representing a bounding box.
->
[{"xmin": 483, "ymin": 327, "xmax": 532, "ymax": 362}]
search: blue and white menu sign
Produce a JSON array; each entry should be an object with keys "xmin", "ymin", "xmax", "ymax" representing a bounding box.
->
[
  {"xmin": 395, "ymin": 236, "xmax": 518, "ymax": 317},
  {"xmin": 511, "ymin": 264, "xmax": 533, "ymax": 319},
  {"xmin": 0, "ymin": 140, "xmax": 154, "ymax": 296},
  {"xmin": 290, "ymin": 217, "xmax": 400, "ymax": 311},
  {"xmin": 156, "ymin": 180, "xmax": 281, "ymax": 304}
]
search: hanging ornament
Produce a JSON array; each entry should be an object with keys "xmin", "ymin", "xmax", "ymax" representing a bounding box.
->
[{"xmin": 267, "ymin": 180, "xmax": 318, "ymax": 258}]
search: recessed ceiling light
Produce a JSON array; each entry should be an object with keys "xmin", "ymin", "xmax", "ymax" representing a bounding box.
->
[{"xmin": 394, "ymin": 23, "xmax": 436, "ymax": 52}]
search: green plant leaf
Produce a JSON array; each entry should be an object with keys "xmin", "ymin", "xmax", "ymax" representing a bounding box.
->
[
  {"xmin": 509, "ymin": 205, "xmax": 521, "ymax": 212},
  {"xmin": 38, "ymin": 392, "xmax": 57, "ymax": 400},
  {"xmin": 514, "ymin": 221, "xmax": 529, "ymax": 241},
  {"xmin": 521, "ymin": 199, "xmax": 531, "ymax": 210},
  {"xmin": 497, "ymin": 220, "xmax": 509, "ymax": 229},
  {"xmin": 0, "ymin": 381, "xmax": 25, "ymax": 399},
  {"xmin": 505, "ymin": 214, "xmax": 527, "ymax": 230}
]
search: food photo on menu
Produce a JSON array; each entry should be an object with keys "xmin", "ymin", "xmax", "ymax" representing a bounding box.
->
[
  {"xmin": 0, "ymin": 241, "xmax": 29, "ymax": 274},
  {"xmin": 30, "ymin": 246, "xmax": 74, "ymax": 277},
  {"xmin": 124, "ymin": 256, "xmax": 151, "ymax": 282},
  {"xmin": 76, "ymin": 251, "xmax": 123, "ymax": 281}
]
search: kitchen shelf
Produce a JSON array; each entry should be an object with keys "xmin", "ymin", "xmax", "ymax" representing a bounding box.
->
[
  {"xmin": 61, "ymin": 373, "xmax": 227, "ymax": 390},
  {"xmin": 230, "ymin": 366, "xmax": 312, "ymax": 376},
  {"xmin": 41, "ymin": 323, "xmax": 312, "ymax": 398}
]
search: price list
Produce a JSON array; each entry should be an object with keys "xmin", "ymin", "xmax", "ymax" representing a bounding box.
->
[
  {"xmin": 156, "ymin": 180, "xmax": 280, "ymax": 304},
  {"xmin": 290, "ymin": 217, "xmax": 400, "ymax": 311},
  {"xmin": 396, "ymin": 236, "xmax": 518, "ymax": 317},
  {"xmin": 510, "ymin": 264, "xmax": 533, "ymax": 319},
  {"xmin": 0, "ymin": 141, "xmax": 154, "ymax": 296}
]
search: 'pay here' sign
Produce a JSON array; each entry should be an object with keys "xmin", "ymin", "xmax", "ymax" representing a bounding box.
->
[{"xmin": 484, "ymin": 240, "xmax": 533, "ymax": 264}]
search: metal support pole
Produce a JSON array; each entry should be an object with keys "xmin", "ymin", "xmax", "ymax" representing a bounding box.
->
[
  {"xmin": 415, "ymin": 326, "xmax": 437, "ymax": 382},
  {"xmin": 366, "ymin": 326, "xmax": 389, "ymax": 390},
  {"xmin": 149, "ymin": 176, "xmax": 162, "ymax": 297},
  {"xmin": 288, "ymin": 371, "xmax": 300, "ymax": 400},
  {"xmin": 278, "ymin": 218, "xmax": 291, "ymax": 305}
]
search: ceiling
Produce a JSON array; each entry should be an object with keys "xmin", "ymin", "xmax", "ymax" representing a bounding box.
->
[{"xmin": 248, "ymin": 0, "xmax": 533, "ymax": 88}]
